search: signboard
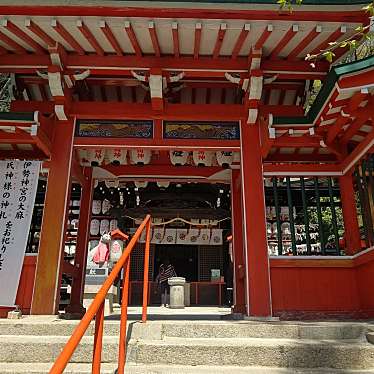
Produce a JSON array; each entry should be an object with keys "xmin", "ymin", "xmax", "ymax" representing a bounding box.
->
[
  {"xmin": 0, "ymin": 160, "xmax": 40, "ymax": 307},
  {"xmin": 163, "ymin": 121, "xmax": 240, "ymax": 140},
  {"xmin": 76, "ymin": 120, "xmax": 153, "ymax": 138}
]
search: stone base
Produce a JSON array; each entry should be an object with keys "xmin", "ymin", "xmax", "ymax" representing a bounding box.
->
[
  {"xmin": 83, "ymin": 285, "xmax": 118, "ymax": 316},
  {"xmin": 243, "ymin": 316, "xmax": 280, "ymax": 322}
]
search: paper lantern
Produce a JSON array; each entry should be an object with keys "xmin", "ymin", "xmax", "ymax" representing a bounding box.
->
[
  {"xmin": 134, "ymin": 181, "xmax": 148, "ymax": 189},
  {"xmin": 130, "ymin": 148, "xmax": 152, "ymax": 165},
  {"xmin": 105, "ymin": 149, "xmax": 127, "ymax": 166},
  {"xmin": 169, "ymin": 150, "xmax": 189, "ymax": 166},
  {"xmin": 216, "ymin": 151, "xmax": 233, "ymax": 168},
  {"xmin": 193, "ymin": 151, "xmax": 215, "ymax": 167},
  {"xmin": 157, "ymin": 181, "xmax": 170, "ymax": 188},
  {"xmin": 86, "ymin": 149, "xmax": 105, "ymax": 166},
  {"xmin": 77, "ymin": 149, "xmax": 90, "ymax": 167},
  {"xmin": 104, "ymin": 180, "xmax": 119, "ymax": 189}
]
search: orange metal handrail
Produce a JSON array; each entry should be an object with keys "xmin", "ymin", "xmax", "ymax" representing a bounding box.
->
[{"xmin": 49, "ymin": 214, "xmax": 152, "ymax": 374}]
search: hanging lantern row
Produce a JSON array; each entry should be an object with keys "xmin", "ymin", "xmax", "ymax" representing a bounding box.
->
[
  {"xmin": 78, "ymin": 148, "xmax": 152, "ymax": 167},
  {"xmin": 78, "ymin": 148, "xmax": 239, "ymax": 168},
  {"xmin": 171, "ymin": 150, "xmax": 239, "ymax": 168}
]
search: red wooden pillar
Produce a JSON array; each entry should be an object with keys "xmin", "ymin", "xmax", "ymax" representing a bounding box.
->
[
  {"xmin": 230, "ymin": 169, "xmax": 246, "ymax": 314},
  {"xmin": 65, "ymin": 168, "xmax": 93, "ymax": 316},
  {"xmin": 31, "ymin": 119, "xmax": 75, "ymax": 315},
  {"xmin": 340, "ymin": 173, "xmax": 361, "ymax": 255},
  {"xmin": 240, "ymin": 120, "xmax": 272, "ymax": 317}
]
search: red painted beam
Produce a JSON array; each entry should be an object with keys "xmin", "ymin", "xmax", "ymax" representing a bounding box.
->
[
  {"xmin": 0, "ymin": 6, "xmax": 365, "ymax": 23},
  {"xmin": 194, "ymin": 23, "xmax": 202, "ymax": 59},
  {"xmin": 3, "ymin": 20, "xmax": 46, "ymax": 54},
  {"xmin": 341, "ymin": 128, "xmax": 374, "ymax": 174},
  {"xmin": 326, "ymin": 92, "xmax": 368, "ymax": 144},
  {"xmin": 0, "ymin": 149, "xmax": 47, "ymax": 160},
  {"xmin": 266, "ymin": 153, "xmax": 337, "ymax": 162},
  {"xmin": 231, "ymin": 24, "xmax": 250, "ymax": 60},
  {"xmin": 99, "ymin": 21, "xmax": 123, "ymax": 56},
  {"xmin": 172, "ymin": 22, "xmax": 180, "ymax": 58},
  {"xmin": 52, "ymin": 20, "xmax": 85, "ymax": 55},
  {"xmin": 287, "ymin": 26, "xmax": 321, "ymax": 60},
  {"xmin": 26, "ymin": 19, "xmax": 56, "ymax": 48},
  {"xmin": 97, "ymin": 164, "xmax": 227, "ymax": 180},
  {"xmin": 71, "ymin": 102, "xmax": 244, "ymax": 121},
  {"xmin": 263, "ymin": 162, "xmax": 341, "ymax": 175},
  {"xmin": 273, "ymin": 135, "xmax": 322, "ymax": 148},
  {"xmin": 148, "ymin": 21, "xmax": 161, "ymax": 57},
  {"xmin": 260, "ymin": 104, "xmax": 304, "ymax": 117},
  {"xmin": 77, "ymin": 21, "xmax": 104, "ymax": 56},
  {"xmin": 340, "ymin": 113, "xmax": 371, "ymax": 145},
  {"xmin": 0, "ymin": 44, "xmax": 7, "ymax": 55},
  {"xmin": 260, "ymin": 120, "xmax": 274, "ymax": 159},
  {"xmin": 0, "ymin": 53, "xmax": 329, "ymax": 76},
  {"xmin": 124, "ymin": 21, "xmax": 142, "ymax": 57},
  {"xmin": 11, "ymin": 100, "xmax": 54, "ymax": 113},
  {"xmin": 269, "ymin": 25, "xmax": 298, "ymax": 60},
  {"xmin": 38, "ymin": 84, "xmax": 48, "ymax": 102},
  {"xmin": 213, "ymin": 23, "xmax": 227, "ymax": 59},
  {"xmin": 255, "ymin": 25, "xmax": 273, "ymax": 50},
  {"xmin": 74, "ymin": 137, "xmax": 240, "ymax": 151},
  {"xmin": 0, "ymin": 29, "xmax": 27, "ymax": 54},
  {"xmin": 339, "ymin": 69, "xmax": 374, "ymax": 90}
]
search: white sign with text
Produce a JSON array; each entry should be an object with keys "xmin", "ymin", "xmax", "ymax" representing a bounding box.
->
[{"xmin": 0, "ymin": 160, "xmax": 40, "ymax": 307}]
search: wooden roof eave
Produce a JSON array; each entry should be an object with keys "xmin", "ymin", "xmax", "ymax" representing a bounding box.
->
[{"xmin": 272, "ymin": 54, "xmax": 374, "ymax": 129}]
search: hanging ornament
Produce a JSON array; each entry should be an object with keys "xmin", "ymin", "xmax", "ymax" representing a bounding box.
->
[
  {"xmin": 215, "ymin": 151, "xmax": 233, "ymax": 168},
  {"xmin": 86, "ymin": 149, "xmax": 105, "ymax": 166},
  {"xmin": 134, "ymin": 181, "xmax": 148, "ymax": 189},
  {"xmin": 157, "ymin": 181, "xmax": 170, "ymax": 188},
  {"xmin": 130, "ymin": 148, "xmax": 152, "ymax": 165},
  {"xmin": 77, "ymin": 149, "xmax": 90, "ymax": 167},
  {"xmin": 169, "ymin": 150, "xmax": 189, "ymax": 166},
  {"xmin": 105, "ymin": 180, "xmax": 119, "ymax": 189},
  {"xmin": 105, "ymin": 149, "xmax": 127, "ymax": 166},
  {"xmin": 193, "ymin": 150, "xmax": 215, "ymax": 167}
]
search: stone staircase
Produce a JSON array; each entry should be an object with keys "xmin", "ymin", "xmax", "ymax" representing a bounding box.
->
[{"xmin": 1, "ymin": 317, "xmax": 374, "ymax": 373}]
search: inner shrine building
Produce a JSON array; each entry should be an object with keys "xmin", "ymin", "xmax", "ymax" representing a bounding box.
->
[{"xmin": 0, "ymin": 0, "xmax": 373, "ymax": 319}]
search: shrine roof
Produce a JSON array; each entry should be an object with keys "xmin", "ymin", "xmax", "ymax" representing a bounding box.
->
[{"xmin": 274, "ymin": 55, "xmax": 374, "ymax": 127}]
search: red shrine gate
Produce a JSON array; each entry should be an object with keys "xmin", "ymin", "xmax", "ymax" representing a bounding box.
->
[{"xmin": 0, "ymin": 0, "xmax": 373, "ymax": 318}]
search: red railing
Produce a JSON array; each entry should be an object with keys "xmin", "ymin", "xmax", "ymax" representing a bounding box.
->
[{"xmin": 49, "ymin": 215, "xmax": 152, "ymax": 374}]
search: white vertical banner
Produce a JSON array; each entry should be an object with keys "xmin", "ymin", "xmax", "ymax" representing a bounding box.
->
[{"xmin": 0, "ymin": 160, "xmax": 40, "ymax": 307}]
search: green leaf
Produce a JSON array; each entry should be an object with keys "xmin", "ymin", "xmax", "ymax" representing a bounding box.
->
[
  {"xmin": 363, "ymin": 3, "xmax": 374, "ymax": 16},
  {"xmin": 322, "ymin": 51, "xmax": 336, "ymax": 63}
]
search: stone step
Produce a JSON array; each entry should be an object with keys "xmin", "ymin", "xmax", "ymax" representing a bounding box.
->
[
  {"xmin": 1, "ymin": 363, "xmax": 374, "ymax": 374},
  {"xmin": 127, "ymin": 337, "xmax": 374, "ymax": 370},
  {"xmin": 0, "ymin": 363, "xmax": 116, "ymax": 374},
  {"xmin": 161, "ymin": 321, "xmax": 367, "ymax": 340},
  {"xmin": 0, "ymin": 320, "xmax": 367, "ymax": 341},
  {"xmin": 0, "ymin": 335, "xmax": 119, "ymax": 363},
  {"xmin": 0, "ymin": 320, "xmax": 122, "ymax": 337}
]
